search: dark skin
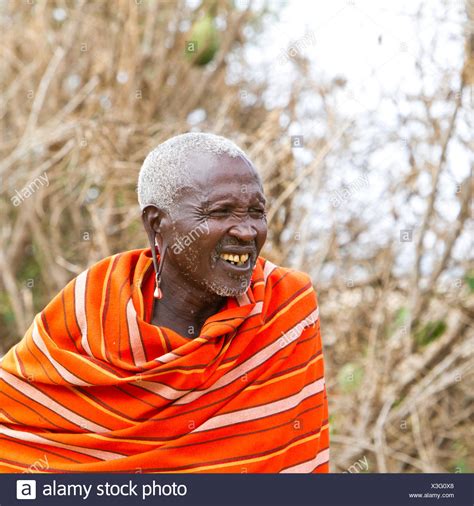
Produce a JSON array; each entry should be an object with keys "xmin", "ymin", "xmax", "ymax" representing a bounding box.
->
[{"xmin": 141, "ymin": 152, "xmax": 268, "ymax": 338}]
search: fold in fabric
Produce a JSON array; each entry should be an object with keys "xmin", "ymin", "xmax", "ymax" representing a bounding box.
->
[{"xmin": 0, "ymin": 248, "xmax": 329, "ymax": 473}]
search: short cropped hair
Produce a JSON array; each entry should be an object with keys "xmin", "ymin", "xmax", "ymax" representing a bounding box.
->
[{"xmin": 137, "ymin": 132, "xmax": 248, "ymax": 212}]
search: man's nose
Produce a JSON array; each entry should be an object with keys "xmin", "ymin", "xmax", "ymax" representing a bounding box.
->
[{"xmin": 228, "ymin": 222, "xmax": 257, "ymax": 242}]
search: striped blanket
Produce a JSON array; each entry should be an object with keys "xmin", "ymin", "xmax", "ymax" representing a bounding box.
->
[{"xmin": 0, "ymin": 248, "xmax": 329, "ymax": 473}]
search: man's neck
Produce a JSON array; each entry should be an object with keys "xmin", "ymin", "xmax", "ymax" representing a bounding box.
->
[{"xmin": 151, "ymin": 263, "xmax": 226, "ymax": 336}]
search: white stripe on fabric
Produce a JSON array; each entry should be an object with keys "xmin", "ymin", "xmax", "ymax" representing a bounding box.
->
[
  {"xmin": 280, "ymin": 447, "xmax": 330, "ymax": 473},
  {"xmin": 0, "ymin": 424, "xmax": 122, "ymax": 460},
  {"xmin": 32, "ymin": 320, "xmax": 91, "ymax": 386},
  {"xmin": 155, "ymin": 352, "xmax": 180, "ymax": 364},
  {"xmin": 263, "ymin": 260, "xmax": 277, "ymax": 282},
  {"xmin": 249, "ymin": 301, "xmax": 263, "ymax": 316},
  {"xmin": 74, "ymin": 269, "xmax": 93, "ymax": 357},
  {"xmin": 236, "ymin": 292, "xmax": 251, "ymax": 306},
  {"xmin": 0, "ymin": 369, "xmax": 107, "ymax": 433},
  {"xmin": 126, "ymin": 298, "xmax": 146, "ymax": 366},
  {"xmin": 136, "ymin": 380, "xmax": 185, "ymax": 400},
  {"xmin": 192, "ymin": 377, "xmax": 325, "ymax": 432}
]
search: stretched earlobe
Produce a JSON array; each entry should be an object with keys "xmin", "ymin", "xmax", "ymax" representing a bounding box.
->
[
  {"xmin": 154, "ymin": 236, "xmax": 167, "ymax": 299},
  {"xmin": 142, "ymin": 205, "xmax": 167, "ymax": 300}
]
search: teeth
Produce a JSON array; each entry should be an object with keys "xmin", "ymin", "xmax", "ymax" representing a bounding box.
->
[{"xmin": 219, "ymin": 252, "xmax": 250, "ymax": 266}]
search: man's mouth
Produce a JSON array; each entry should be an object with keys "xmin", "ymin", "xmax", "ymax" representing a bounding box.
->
[{"xmin": 219, "ymin": 252, "xmax": 250, "ymax": 267}]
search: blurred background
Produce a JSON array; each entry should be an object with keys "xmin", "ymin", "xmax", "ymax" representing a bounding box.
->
[{"xmin": 0, "ymin": 0, "xmax": 472, "ymax": 473}]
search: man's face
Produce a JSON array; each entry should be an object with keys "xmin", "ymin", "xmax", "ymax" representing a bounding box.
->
[{"xmin": 161, "ymin": 152, "xmax": 267, "ymax": 297}]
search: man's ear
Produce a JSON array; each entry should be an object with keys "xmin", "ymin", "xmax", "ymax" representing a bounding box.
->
[
  {"xmin": 142, "ymin": 205, "xmax": 170, "ymax": 277},
  {"xmin": 142, "ymin": 205, "xmax": 167, "ymax": 248}
]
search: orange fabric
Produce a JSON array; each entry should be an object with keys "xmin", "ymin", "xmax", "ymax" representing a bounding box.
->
[{"xmin": 0, "ymin": 248, "xmax": 329, "ymax": 473}]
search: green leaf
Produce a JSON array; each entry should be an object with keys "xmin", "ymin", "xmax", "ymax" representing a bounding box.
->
[
  {"xmin": 337, "ymin": 363, "xmax": 364, "ymax": 393},
  {"xmin": 186, "ymin": 14, "xmax": 220, "ymax": 66},
  {"xmin": 464, "ymin": 271, "xmax": 474, "ymax": 293},
  {"xmin": 394, "ymin": 307, "xmax": 409, "ymax": 326},
  {"xmin": 414, "ymin": 320, "xmax": 447, "ymax": 347},
  {"xmin": 449, "ymin": 459, "xmax": 469, "ymax": 473}
]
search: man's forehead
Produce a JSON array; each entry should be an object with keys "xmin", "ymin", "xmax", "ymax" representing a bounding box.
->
[
  {"xmin": 164, "ymin": 150, "xmax": 263, "ymax": 207},
  {"xmin": 201, "ymin": 189, "xmax": 266, "ymax": 205},
  {"xmin": 184, "ymin": 150, "xmax": 260, "ymax": 184},
  {"xmin": 176, "ymin": 179, "xmax": 265, "ymax": 207},
  {"xmin": 187, "ymin": 150, "xmax": 256, "ymax": 177}
]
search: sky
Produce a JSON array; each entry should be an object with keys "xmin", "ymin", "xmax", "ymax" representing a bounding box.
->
[
  {"xmin": 233, "ymin": 0, "xmax": 471, "ymax": 278},
  {"xmin": 242, "ymin": 0, "xmax": 466, "ymax": 104}
]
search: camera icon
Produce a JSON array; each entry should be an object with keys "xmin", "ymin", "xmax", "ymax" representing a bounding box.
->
[{"xmin": 17, "ymin": 480, "xmax": 36, "ymax": 499}]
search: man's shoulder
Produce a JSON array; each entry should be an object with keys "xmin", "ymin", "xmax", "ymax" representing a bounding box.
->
[
  {"xmin": 254, "ymin": 257, "xmax": 319, "ymax": 325},
  {"xmin": 255, "ymin": 256, "xmax": 315, "ymax": 292},
  {"xmin": 86, "ymin": 248, "xmax": 149, "ymax": 272}
]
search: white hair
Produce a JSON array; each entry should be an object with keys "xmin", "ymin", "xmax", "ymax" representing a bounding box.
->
[{"xmin": 137, "ymin": 132, "xmax": 249, "ymax": 212}]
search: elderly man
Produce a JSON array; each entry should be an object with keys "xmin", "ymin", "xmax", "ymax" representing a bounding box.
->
[{"xmin": 0, "ymin": 133, "xmax": 329, "ymax": 473}]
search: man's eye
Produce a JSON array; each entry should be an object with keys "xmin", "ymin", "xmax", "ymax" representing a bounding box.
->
[
  {"xmin": 209, "ymin": 208, "xmax": 265, "ymax": 217},
  {"xmin": 210, "ymin": 208, "xmax": 231, "ymax": 216}
]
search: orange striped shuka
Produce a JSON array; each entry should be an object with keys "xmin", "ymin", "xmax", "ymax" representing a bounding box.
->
[{"xmin": 0, "ymin": 248, "xmax": 329, "ymax": 473}]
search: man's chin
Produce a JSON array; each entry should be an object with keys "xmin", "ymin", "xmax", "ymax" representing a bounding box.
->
[{"xmin": 204, "ymin": 279, "xmax": 250, "ymax": 298}]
